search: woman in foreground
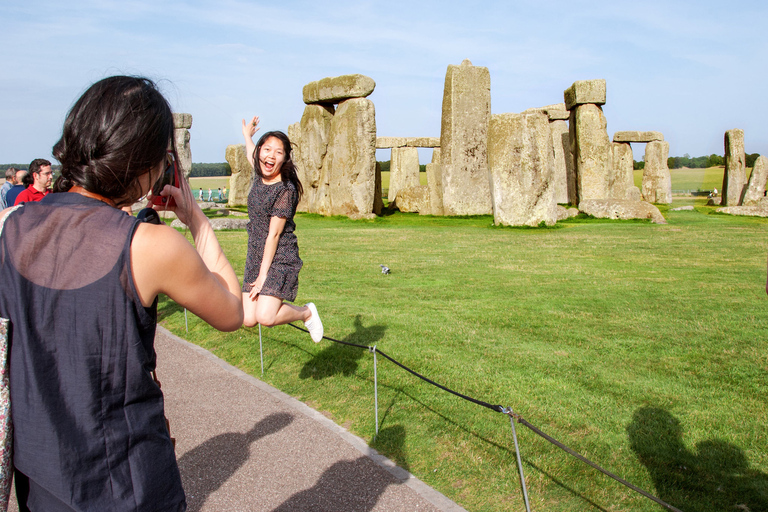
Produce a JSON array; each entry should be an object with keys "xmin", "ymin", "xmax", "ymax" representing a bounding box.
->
[
  {"xmin": 240, "ymin": 116, "xmax": 323, "ymax": 342},
  {"xmin": 0, "ymin": 76, "xmax": 243, "ymax": 511}
]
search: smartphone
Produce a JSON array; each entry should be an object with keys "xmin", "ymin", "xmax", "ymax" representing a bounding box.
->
[{"xmin": 151, "ymin": 151, "xmax": 179, "ymax": 208}]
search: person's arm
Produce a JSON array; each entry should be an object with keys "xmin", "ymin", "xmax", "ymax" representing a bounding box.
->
[
  {"xmin": 248, "ymin": 215, "xmax": 287, "ymax": 299},
  {"xmin": 241, "ymin": 116, "xmax": 260, "ymax": 169},
  {"xmin": 132, "ymin": 174, "xmax": 243, "ymax": 331}
]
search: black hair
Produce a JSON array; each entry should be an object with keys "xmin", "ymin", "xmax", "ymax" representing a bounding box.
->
[
  {"xmin": 21, "ymin": 172, "xmax": 33, "ymax": 187},
  {"xmin": 29, "ymin": 159, "xmax": 51, "ymax": 175},
  {"xmin": 52, "ymin": 76, "xmax": 174, "ymax": 207},
  {"xmin": 252, "ymin": 131, "xmax": 303, "ymax": 200}
]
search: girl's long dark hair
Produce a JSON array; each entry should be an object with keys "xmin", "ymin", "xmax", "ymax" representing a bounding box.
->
[
  {"xmin": 252, "ymin": 131, "xmax": 304, "ymax": 201},
  {"xmin": 52, "ymin": 76, "xmax": 174, "ymax": 207}
]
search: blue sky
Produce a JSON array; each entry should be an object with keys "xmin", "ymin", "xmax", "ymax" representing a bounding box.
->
[{"xmin": 2, "ymin": 0, "xmax": 766, "ymax": 164}]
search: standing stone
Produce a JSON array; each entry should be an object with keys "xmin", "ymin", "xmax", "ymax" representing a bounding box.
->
[
  {"xmin": 394, "ymin": 185, "xmax": 429, "ymax": 213},
  {"xmin": 373, "ymin": 162, "xmax": 383, "ymax": 215},
  {"xmin": 743, "ymin": 155, "xmax": 768, "ymax": 206},
  {"xmin": 641, "ymin": 141, "xmax": 672, "ymax": 204},
  {"xmin": 722, "ymin": 129, "xmax": 746, "ymax": 206},
  {"xmin": 488, "ymin": 112, "xmax": 556, "ymax": 227},
  {"xmin": 550, "ymin": 118, "xmax": 571, "ymax": 203},
  {"xmin": 388, "ymin": 147, "xmax": 420, "ymax": 202},
  {"xmin": 568, "ymin": 104, "xmax": 612, "ymax": 202},
  {"xmin": 610, "ymin": 142, "xmax": 635, "ymax": 199},
  {"xmin": 426, "ymin": 163, "xmax": 443, "ymax": 216},
  {"xmin": 440, "ymin": 59, "xmax": 492, "ymax": 215},
  {"xmin": 297, "ymin": 104, "xmax": 335, "ymax": 213},
  {"xmin": 319, "ymin": 97, "xmax": 377, "ymax": 219},
  {"xmin": 226, "ymin": 144, "xmax": 253, "ymax": 207},
  {"xmin": 287, "ymin": 122, "xmax": 304, "ymax": 211},
  {"xmin": 173, "ymin": 113, "xmax": 193, "ymax": 178}
]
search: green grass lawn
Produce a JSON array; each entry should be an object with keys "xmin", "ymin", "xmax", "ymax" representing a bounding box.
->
[{"xmin": 159, "ymin": 200, "xmax": 768, "ymax": 512}]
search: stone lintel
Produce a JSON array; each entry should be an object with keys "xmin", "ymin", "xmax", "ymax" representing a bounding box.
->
[
  {"xmin": 173, "ymin": 113, "xmax": 193, "ymax": 129},
  {"xmin": 564, "ymin": 79, "xmax": 606, "ymax": 110},
  {"xmin": 522, "ymin": 104, "xmax": 570, "ymax": 121},
  {"xmin": 376, "ymin": 137, "xmax": 440, "ymax": 149},
  {"xmin": 613, "ymin": 131, "xmax": 664, "ymax": 143},
  {"xmin": 303, "ymin": 74, "xmax": 376, "ymax": 105}
]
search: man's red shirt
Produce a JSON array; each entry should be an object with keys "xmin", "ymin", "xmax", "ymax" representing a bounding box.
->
[{"xmin": 14, "ymin": 185, "xmax": 49, "ymax": 205}]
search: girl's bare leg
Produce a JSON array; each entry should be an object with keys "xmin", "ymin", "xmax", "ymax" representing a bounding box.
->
[{"xmin": 242, "ymin": 293, "xmax": 309, "ymax": 328}]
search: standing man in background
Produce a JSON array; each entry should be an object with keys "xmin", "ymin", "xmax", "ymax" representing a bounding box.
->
[
  {"xmin": 14, "ymin": 158, "xmax": 52, "ymax": 205},
  {"xmin": 0, "ymin": 168, "xmax": 17, "ymax": 209},
  {"xmin": 5, "ymin": 169, "xmax": 28, "ymax": 207}
]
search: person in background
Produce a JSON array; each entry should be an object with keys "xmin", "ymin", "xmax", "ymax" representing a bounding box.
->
[
  {"xmin": 216, "ymin": 187, "xmax": 222, "ymax": 201},
  {"xmin": 4, "ymin": 169, "xmax": 27, "ymax": 208},
  {"xmin": 199, "ymin": 187, "xmax": 203, "ymax": 201},
  {"xmin": 14, "ymin": 159, "xmax": 52, "ymax": 205},
  {"xmin": 207, "ymin": 187, "xmax": 212, "ymax": 201},
  {"xmin": 0, "ymin": 168, "xmax": 17, "ymax": 209},
  {"xmin": 222, "ymin": 186, "xmax": 227, "ymax": 201}
]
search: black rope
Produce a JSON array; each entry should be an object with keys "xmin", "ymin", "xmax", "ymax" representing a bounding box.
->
[{"xmin": 285, "ymin": 322, "xmax": 681, "ymax": 511}]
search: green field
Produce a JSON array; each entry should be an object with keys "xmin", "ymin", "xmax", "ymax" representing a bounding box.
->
[{"xmin": 158, "ymin": 200, "xmax": 768, "ymax": 512}]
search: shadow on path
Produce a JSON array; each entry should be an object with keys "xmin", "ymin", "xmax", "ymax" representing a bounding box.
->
[
  {"xmin": 272, "ymin": 423, "xmax": 408, "ymax": 512},
  {"xmin": 627, "ymin": 406, "xmax": 768, "ymax": 512},
  {"xmin": 299, "ymin": 315, "xmax": 386, "ymax": 380},
  {"xmin": 178, "ymin": 412, "xmax": 294, "ymax": 512}
]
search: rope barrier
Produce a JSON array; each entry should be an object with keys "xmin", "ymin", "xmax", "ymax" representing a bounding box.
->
[{"xmin": 284, "ymin": 322, "xmax": 682, "ymax": 512}]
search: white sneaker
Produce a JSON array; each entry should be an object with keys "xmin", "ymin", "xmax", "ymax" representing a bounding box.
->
[{"xmin": 304, "ymin": 303, "xmax": 323, "ymax": 343}]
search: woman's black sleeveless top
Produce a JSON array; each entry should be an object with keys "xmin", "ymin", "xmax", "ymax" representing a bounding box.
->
[{"xmin": 0, "ymin": 193, "xmax": 184, "ymax": 511}]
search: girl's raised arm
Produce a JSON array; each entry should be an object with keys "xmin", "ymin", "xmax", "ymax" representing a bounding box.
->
[{"xmin": 242, "ymin": 116, "xmax": 260, "ymax": 169}]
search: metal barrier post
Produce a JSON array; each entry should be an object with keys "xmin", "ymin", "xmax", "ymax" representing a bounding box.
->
[
  {"xmin": 259, "ymin": 324, "xmax": 264, "ymax": 376},
  {"xmin": 184, "ymin": 308, "xmax": 188, "ymax": 333},
  {"xmin": 504, "ymin": 408, "xmax": 531, "ymax": 512},
  {"xmin": 372, "ymin": 345, "xmax": 379, "ymax": 436}
]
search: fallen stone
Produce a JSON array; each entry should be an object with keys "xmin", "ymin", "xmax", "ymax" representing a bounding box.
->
[
  {"xmin": 488, "ymin": 112, "xmax": 557, "ymax": 226},
  {"xmin": 670, "ymin": 206, "xmax": 695, "ymax": 211},
  {"xmin": 564, "ymin": 79, "xmax": 606, "ymax": 110},
  {"xmin": 612, "ymin": 131, "xmax": 664, "ymax": 143},
  {"xmin": 579, "ymin": 198, "xmax": 666, "ymax": 224},
  {"xmin": 716, "ymin": 205, "xmax": 768, "ymax": 217},
  {"xmin": 196, "ymin": 202, "xmax": 218, "ymax": 210},
  {"xmin": 158, "ymin": 210, "xmax": 177, "ymax": 220},
  {"xmin": 440, "ymin": 59, "xmax": 492, "ymax": 215},
  {"xmin": 722, "ymin": 128, "xmax": 746, "ymax": 206},
  {"xmin": 570, "ymin": 103, "xmax": 612, "ymax": 202},
  {"xmin": 303, "ymin": 74, "xmax": 375, "ymax": 104},
  {"xmin": 388, "ymin": 147, "xmax": 420, "ymax": 202},
  {"xmin": 707, "ymin": 197, "xmax": 721, "ymax": 206},
  {"xmin": 393, "ymin": 185, "xmax": 429, "ymax": 213},
  {"xmin": 742, "ymin": 155, "xmax": 766, "ymax": 206},
  {"xmin": 641, "ymin": 141, "xmax": 672, "ymax": 204},
  {"xmin": 556, "ymin": 205, "xmax": 580, "ymax": 220},
  {"xmin": 172, "ymin": 218, "xmax": 249, "ymax": 230},
  {"xmin": 225, "ymin": 144, "xmax": 252, "ymax": 207}
]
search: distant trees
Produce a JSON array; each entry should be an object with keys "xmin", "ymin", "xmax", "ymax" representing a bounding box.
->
[
  {"xmin": 633, "ymin": 153, "xmax": 757, "ymax": 170},
  {"xmin": 190, "ymin": 163, "xmax": 231, "ymax": 177}
]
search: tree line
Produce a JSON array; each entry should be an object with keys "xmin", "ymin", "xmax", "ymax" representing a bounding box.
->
[{"xmin": 633, "ymin": 153, "xmax": 760, "ymax": 170}]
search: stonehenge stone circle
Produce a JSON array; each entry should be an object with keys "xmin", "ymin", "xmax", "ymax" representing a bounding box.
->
[
  {"xmin": 722, "ymin": 129, "xmax": 746, "ymax": 206},
  {"xmin": 295, "ymin": 104, "xmax": 334, "ymax": 212},
  {"xmin": 173, "ymin": 113, "xmax": 193, "ymax": 178},
  {"xmin": 578, "ymin": 199, "xmax": 666, "ymax": 224},
  {"xmin": 440, "ymin": 59, "xmax": 493, "ymax": 215},
  {"xmin": 641, "ymin": 141, "xmax": 672, "ymax": 204},
  {"xmin": 388, "ymin": 147, "xmax": 420, "ymax": 203},
  {"xmin": 488, "ymin": 112, "xmax": 557, "ymax": 227},
  {"xmin": 743, "ymin": 155, "xmax": 768, "ymax": 206},
  {"xmin": 568, "ymin": 100, "xmax": 613, "ymax": 202},
  {"xmin": 613, "ymin": 131, "xmax": 664, "ymax": 143},
  {"xmin": 225, "ymin": 144, "xmax": 253, "ymax": 207},
  {"xmin": 318, "ymin": 97, "xmax": 377, "ymax": 219},
  {"xmin": 610, "ymin": 142, "xmax": 635, "ymax": 200},
  {"xmin": 303, "ymin": 74, "xmax": 375, "ymax": 104}
]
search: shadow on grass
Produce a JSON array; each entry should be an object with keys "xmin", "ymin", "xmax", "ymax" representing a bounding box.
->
[
  {"xmin": 627, "ymin": 406, "xmax": 768, "ymax": 512},
  {"xmin": 370, "ymin": 424, "xmax": 410, "ymax": 473},
  {"xmin": 178, "ymin": 412, "xmax": 294, "ymax": 512},
  {"xmin": 298, "ymin": 315, "xmax": 386, "ymax": 380},
  {"xmin": 157, "ymin": 296, "xmax": 184, "ymax": 322}
]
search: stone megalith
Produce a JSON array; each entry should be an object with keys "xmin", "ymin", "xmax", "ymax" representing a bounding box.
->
[
  {"xmin": 394, "ymin": 185, "xmax": 430, "ymax": 214},
  {"xmin": 524, "ymin": 104, "xmax": 571, "ymax": 204},
  {"xmin": 641, "ymin": 141, "xmax": 672, "ymax": 204},
  {"xmin": 610, "ymin": 142, "xmax": 635, "ymax": 199},
  {"xmin": 578, "ymin": 199, "xmax": 666, "ymax": 224},
  {"xmin": 173, "ymin": 113, "xmax": 193, "ymax": 178},
  {"xmin": 743, "ymin": 155, "xmax": 768, "ymax": 206},
  {"xmin": 226, "ymin": 144, "xmax": 253, "ymax": 207},
  {"xmin": 565, "ymin": 80, "xmax": 612, "ymax": 204},
  {"xmin": 388, "ymin": 147, "xmax": 420, "ymax": 203},
  {"xmin": 488, "ymin": 112, "xmax": 557, "ymax": 226},
  {"xmin": 303, "ymin": 74, "xmax": 376, "ymax": 104},
  {"xmin": 722, "ymin": 129, "xmax": 746, "ymax": 206},
  {"xmin": 440, "ymin": 59, "xmax": 492, "ymax": 215},
  {"xmin": 319, "ymin": 97, "xmax": 377, "ymax": 219},
  {"xmin": 373, "ymin": 162, "xmax": 383, "ymax": 215},
  {"xmin": 296, "ymin": 104, "xmax": 335, "ymax": 213}
]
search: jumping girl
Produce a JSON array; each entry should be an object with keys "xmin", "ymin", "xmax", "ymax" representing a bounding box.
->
[{"xmin": 241, "ymin": 116, "xmax": 323, "ymax": 342}]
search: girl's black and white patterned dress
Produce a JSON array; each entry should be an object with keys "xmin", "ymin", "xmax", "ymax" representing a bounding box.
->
[{"xmin": 243, "ymin": 177, "xmax": 302, "ymax": 302}]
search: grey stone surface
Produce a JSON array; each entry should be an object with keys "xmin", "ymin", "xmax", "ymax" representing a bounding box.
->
[
  {"xmin": 556, "ymin": 205, "xmax": 580, "ymax": 220},
  {"xmin": 440, "ymin": 59, "xmax": 492, "ymax": 215},
  {"xmin": 426, "ymin": 163, "xmax": 444, "ymax": 216},
  {"xmin": 716, "ymin": 204, "xmax": 768, "ymax": 217},
  {"xmin": 376, "ymin": 137, "xmax": 408, "ymax": 148},
  {"xmin": 610, "ymin": 142, "xmax": 635, "ymax": 200},
  {"xmin": 579, "ymin": 199, "xmax": 666, "ymax": 224},
  {"xmin": 376, "ymin": 137, "xmax": 441, "ymax": 149},
  {"xmin": 303, "ymin": 74, "xmax": 375, "ymax": 104},
  {"xmin": 722, "ymin": 128, "xmax": 746, "ymax": 206},
  {"xmin": 388, "ymin": 147, "xmax": 420, "ymax": 202},
  {"xmin": 296, "ymin": 104, "xmax": 335, "ymax": 213},
  {"xmin": 488, "ymin": 112, "xmax": 557, "ymax": 226},
  {"xmin": 626, "ymin": 186, "xmax": 642, "ymax": 201},
  {"xmin": 564, "ymin": 79, "xmax": 606, "ymax": 110},
  {"xmin": 550, "ymin": 118, "xmax": 571, "ymax": 204},
  {"xmin": 394, "ymin": 185, "xmax": 429, "ymax": 213},
  {"xmin": 569, "ymin": 103, "xmax": 612, "ymax": 203},
  {"xmin": 612, "ymin": 131, "xmax": 664, "ymax": 143},
  {"xmin": 523, "ymin": 103, "xmax": 569, "ymax": 120},
  {"xmin": 431, "ymin": 148, "xmax": 441, "ymax": 164},
  {"xmin": 319, "ymin": 97, "xmax": 377, "ymax": 219},
  {"xmin": 173, "ymin": 113, "xmax": 193, "ymax": 178},
  {"xmin": 171, "ymin": 217, "xmax": 249, "ymax": 230},
  {"xmin": 641, "ymin": 141, "xmax": 672, "ymax": 204},
  {"xmin": 226, "ymin": 144, "xmax": 252, "ymax": 207},
  {"xmin": 743, "ymin": 155, "xmax": 768, "ymax": 206},
  {"xmin": 670, "ymin": 205, "xmax": 695, "ymax": 211}
]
